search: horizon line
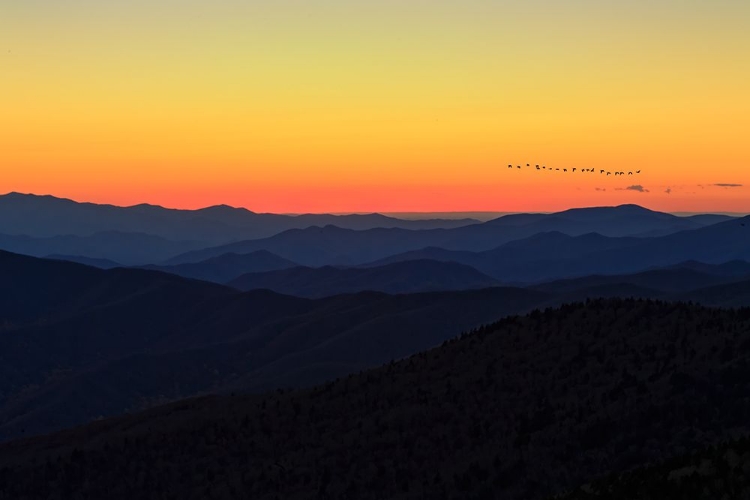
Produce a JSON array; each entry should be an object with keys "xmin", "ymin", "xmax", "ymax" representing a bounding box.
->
[{"xmin": 2, "ymin": 191, "xmax": 748, "ymax": 219}]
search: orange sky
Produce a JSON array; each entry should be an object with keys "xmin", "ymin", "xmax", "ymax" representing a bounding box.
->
[{"xmin": 1, "ymin": 1, "xmax": 748, "ymax": 213}]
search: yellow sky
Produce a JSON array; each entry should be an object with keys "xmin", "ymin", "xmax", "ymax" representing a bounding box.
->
[{"xmin": 1, "ymin": 0, "xmax": 748, "ymax": 212}]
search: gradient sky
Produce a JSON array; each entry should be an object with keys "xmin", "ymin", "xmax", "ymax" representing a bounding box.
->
[{"xmin": 1, "ymin": 0, "xmax": 748, "ymax": 213}]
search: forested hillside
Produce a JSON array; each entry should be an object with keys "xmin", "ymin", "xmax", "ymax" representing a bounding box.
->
[
  {"xmin": 555, "ymin": 437, "xmax": 750, "ymax": 499},
  {"xmin": 1, "ymin": 299, "xmax": 748, "ymax": 499}
]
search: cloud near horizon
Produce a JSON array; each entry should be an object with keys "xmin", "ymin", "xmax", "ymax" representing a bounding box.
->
[
  {"xmin": 620, "ymin": 185, "xmax": 649, "ymax": 193},
  {"xmin": 714, "ymin": 183, "xmax": 743, "ymax": 188}
]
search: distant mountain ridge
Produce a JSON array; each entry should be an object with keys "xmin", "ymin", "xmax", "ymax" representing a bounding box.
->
[
  {"xmin": 166, "ymin": 206, "xmax": 734, "ymax": 267},
  {"xmin": 1, "ymin": 194, "xmax": 737, "ymax": 267},
  {"xmin": 0, "ymin": 192, "xmax": 478, "ymax": 244}
]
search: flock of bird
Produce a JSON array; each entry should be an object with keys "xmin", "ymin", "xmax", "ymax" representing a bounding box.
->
[{"xmin": 507, "ymin": 163, "xmax": 641, "ymax": 176}]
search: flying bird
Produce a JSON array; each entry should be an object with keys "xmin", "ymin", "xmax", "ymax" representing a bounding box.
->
[{"xmin": 503, "ymin": 162, "xmax": 643, "ymax": 182}]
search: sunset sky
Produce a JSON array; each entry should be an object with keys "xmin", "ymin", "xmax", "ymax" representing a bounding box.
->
[{"xmin": 2, "ymin": 0, "xmax": 748, "ymax": 213}]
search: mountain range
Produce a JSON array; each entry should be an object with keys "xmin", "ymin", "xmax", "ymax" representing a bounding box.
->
[
  {"xmin": 0, "ymin": 192, "xmax": 477, "ymax": 243},
  {"xmin": 3, "ymin": 195, "xmax": 750, "ymax": 498},
  {"xmin": 166, "ymin": 205, "xmax": 738, "ymax": 267},
  {"xmin": 2, "ymin": 193, "xmax": 740, "ymax": 269},
  {"xmin": 3, "ymin": 250, "xmax": 750, "ymax": 442},
  {"xmin": 369, "ymin": 216, "xmax": 750, "ymax": 282}
]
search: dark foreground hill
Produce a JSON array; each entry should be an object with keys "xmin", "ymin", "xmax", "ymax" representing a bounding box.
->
[
  {"xmin": 1, "ymin": 299, "xmax": 749, "ymax": 500},
  {"xmin": 227, "ymin": 259, "xmax": 500, "ymax": 297}
]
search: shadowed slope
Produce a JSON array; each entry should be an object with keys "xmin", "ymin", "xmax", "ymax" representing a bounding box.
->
[
  {"xmin": 0, "ymin": 251, "xmax": 550, "ymax": 441},
  {"xmin": 228, "ymin": 259, "xmax": 500, "ymax": 297},
  {"xmin": 532, "ymin": 267, "xmax": 745, "ymax": 294},
  {"xmin": 45, "ymin": 254, "xmax": 122, "ymax": 269},
  {"xmin": 1, "ymin": 299, "xmax": 749, "ymax": 500},
  {"xmin": 141, "ymin": 250, "xmax": 299, "ymax": 283},
  {"xmin": 0, "ymin": 231, "xmax": 205, "ymax": 266}
]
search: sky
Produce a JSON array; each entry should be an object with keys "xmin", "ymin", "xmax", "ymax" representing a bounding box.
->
[{"xmin": 1, "ymin": 0, "xmax": 749, "ymax": 213}]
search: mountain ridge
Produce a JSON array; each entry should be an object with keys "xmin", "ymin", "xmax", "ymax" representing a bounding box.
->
[
  {"xmin": 227, "ymin": 259, "xmax": 500, "ymax": 297},
  {"xmin": 0, "ymin": 192, "xmax": 479, "ymax": 245}
]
